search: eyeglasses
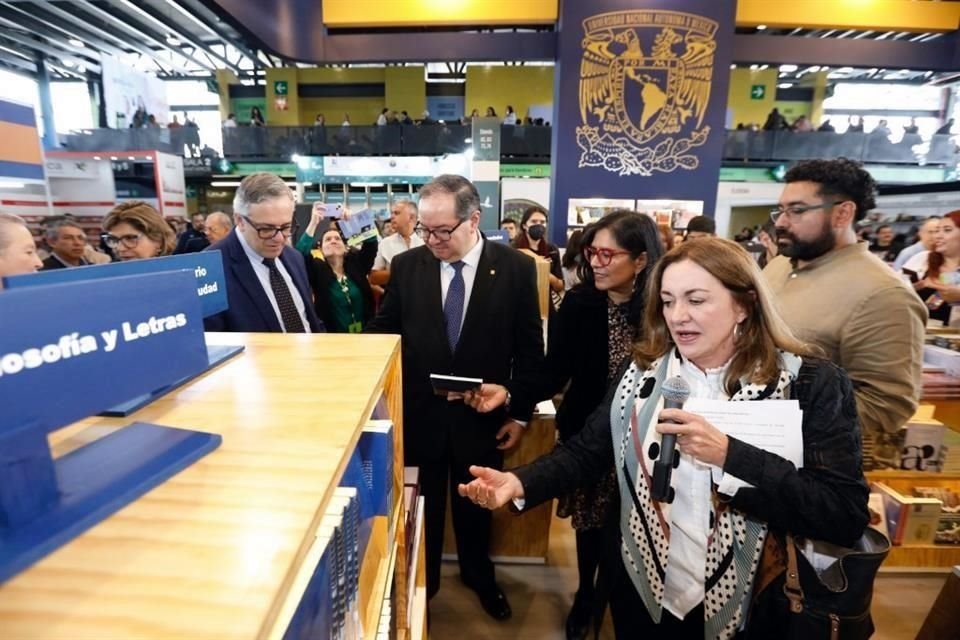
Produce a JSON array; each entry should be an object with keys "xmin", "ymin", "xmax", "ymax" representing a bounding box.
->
[
  {"xmin": 583, "ymin": 246, "xmax": 631, "ymax": 267},
  {"xmin": 770, "ymin": 200, "xmax": 845, "ymax": 223},
  {"xmin": 102, "ymin": 232, "xmax": 142, "ymax": 249},
  {"xmin": 241, "ymin": 215, "xmax": 294, "ymax": 240},
  {"xmin": 415, "ymin": 219, "xmax": 465, "ymax": 242}
]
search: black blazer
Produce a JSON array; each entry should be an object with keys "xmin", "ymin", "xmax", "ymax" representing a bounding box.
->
[
  {"xmin": 40, "ymin": 255, "xmax": 68, "ymax": 271},
  {"xmin": 513, "ymin": 285, "xmax": 615, "ymax": 442},
  {"xmin": 365, "ymin": 239, "xmax": 545, "ymax": 463},
  {"xmin": 204, "ymin": 231, "xmax": 323, "ymax": 333},
  {"xmin": 307, "ymin": 238, "xmax": 377, "ymax": 332}
]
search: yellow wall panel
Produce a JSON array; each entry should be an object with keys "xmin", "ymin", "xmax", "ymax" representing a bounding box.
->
[
  {"xmin": 465, "ymin": 66, "xmax": 554, "ymax": 122},
  {"xmin": 736, "ymin": 0, "xmax": 960, "ymax": 32},
  {"xmin": 297, "ymin": 67, "xmax": 385, "ymax": 84},
  {"xmin": 727, "ymin": 68, "xmax": 778, "ymax": 128},
  {"xmin": 215, "ymin": 70, "xmax": 238, "ymax": 121},
  {"xmin": 299, "ymin": 97, "xmax": 383, "ymax": 126},
  {"xmin": 385, "ymin": 66, "xmax": 426, "ymax": 120},
  {"xmin": 323, "ymin": 0, "xmax": 557, "ymax": 27}
]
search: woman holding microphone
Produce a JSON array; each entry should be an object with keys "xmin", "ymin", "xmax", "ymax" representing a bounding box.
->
[{"xmin": 459, "ymin": 238, "xmax": 869, "ymax": 638}]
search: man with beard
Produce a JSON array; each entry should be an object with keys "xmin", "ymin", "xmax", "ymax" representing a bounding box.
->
[{"xmin": 763, "ymin": 158, "xmax": 926, "ymax": 457}]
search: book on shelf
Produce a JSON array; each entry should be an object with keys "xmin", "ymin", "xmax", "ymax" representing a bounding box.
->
[
  {"xmin": 407, "ymin": 495, "xmax": 425, "ymax": 627},
  {"xmin": 900, "ymin": 418, "xmax": 946, "ymax": 472},
  {"xmin": 361, "ymin": 420, "xmax": 395, "ymax": 518},
  {"xmin": 940, "ymin": 428, "xmax": 960, "ymax": 474},
  {"xmin": 867, "ymin": 493, "xmax": 890, "ymax": 540},
  {"xmin": 913, "ymin": 486, "xmax": 960, "ymax": 545},
  {"xmin": 872, "ymin": 482, "xmax": 942, "ymax": 546}
]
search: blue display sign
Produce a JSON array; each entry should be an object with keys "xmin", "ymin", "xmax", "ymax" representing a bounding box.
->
[
  {"xmin": 3, "ymin": 251, "xmax": 229, "ymax": 317},
  {"xmin": 548, "ymin": 2, "xmax": 736, "ymax": 244},
  {"xmin": 0, "ymin": 271, "xmax": 208, "ymax": 435}
]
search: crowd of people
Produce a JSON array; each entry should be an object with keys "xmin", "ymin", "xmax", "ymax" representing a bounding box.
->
[
  {"xmin": 223, "ymin": 104, "xmax": 550, "ymax": 129},
  {"xmin": 0, "ymin": 159, "xmax": 934, "ymax": 638},
  {"xmin": 736, "ymin": 109, "xmax": 956, "ymax": 140}
]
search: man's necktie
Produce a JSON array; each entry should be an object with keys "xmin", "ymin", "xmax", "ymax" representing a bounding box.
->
[
  {"xmin": 444, "ymin": 261, "xmax": 466, "ymax": 351},
  {"xmin": 262, "ymin": 257, "xmax": 306, "ymax": 333}
]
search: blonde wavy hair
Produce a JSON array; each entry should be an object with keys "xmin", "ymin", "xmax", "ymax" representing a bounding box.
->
[
  {"xmin": 634, "ymin": 237, "xmax": 817, "ymax": 394},
  {"xmin": 103, "ymin": 201, "xmax": 175, "ymax": 256}
]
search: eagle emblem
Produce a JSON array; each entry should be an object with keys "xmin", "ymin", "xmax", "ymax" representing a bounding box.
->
[{"xmin": 577, "ymin": 10, "xmax": 717, "ymax": 176}]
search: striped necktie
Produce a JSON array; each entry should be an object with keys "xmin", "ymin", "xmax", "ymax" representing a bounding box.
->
[
  {"xmin": 444, "ymin": 260, "xmax": 466, "ymax": 350},
  {"xmin": 262, "ymin": 257, "xmax": 306, "ymax": 333}
]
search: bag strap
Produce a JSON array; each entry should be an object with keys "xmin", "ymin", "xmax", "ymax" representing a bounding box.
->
[{"xmin": 783, "ymin": 533, "xmax": 804, "ymax": 613}]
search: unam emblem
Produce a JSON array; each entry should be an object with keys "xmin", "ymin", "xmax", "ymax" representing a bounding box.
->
[{"xmin": 577, "ymin": 10, "xmax": 717, "ymax": 176}]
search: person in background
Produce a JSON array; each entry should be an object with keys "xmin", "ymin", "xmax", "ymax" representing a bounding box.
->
[
  {"xmin": 420, "ymin": 110, "xmax": 435, "ymax": 125},
  {"xmin": 894, "ymin": 216, "xmax": 940, "ymax": 270},
  {"xmin": 341, "ymin": 114, "xmax": 351, "ymax": 127},
  {"xmin": 370, "ymin": 199, "xmax": 423, "ymax": 286},
  {"xmin": 470, "ymin": 211, "xmax": 663, "ymax": 639},
  {"xmin": 168, "ymin": 115, "xmax": 182, "ymax": 129},
  {"xmin": 204, "ymin": 172, "xmax": 322, "ymax": 333},
  {"xmin": 485, "ymin": 106, "xmax": 498, "ymax": 118},
  {"xmin": 657, "ymin": 223, "xmax": 675, "ymax": 253},
  {"xmin": 223, "ymin": 113, "xmax": 238, "ymax": 128},
  {"xmin": 848, "ymin": 116, "xmax": 864, "ymax": 133},
  {"xmin": 459, "ymin": 238, "xmax": 869, "ymax": 639},
  {"xmin": 376, "ymin": 108, "xmax": 389, "ymax": 126},
  {"xmin": 174, "ymin": 212, "xmax": 208, "ymax": 254},
  {"xmin": 102, "ymin": 201, "xmax": 175, "ymax": 261},
  {"xmin": 904, "ymin": 117, "xmax": 920, "ymax": 135},
  {"xmin": 817, "ymin": 119, "xmax": 835, "ymax": 132},
  {"xmin": 792, "ymin": 115, "xmax": 812, "ymax": 132},
  {"xmin": 302, "ymin": 208, "xmax": 378, "ymax": 334},
  {"xmin": 871, "ymin": 119, "xmax": 891, "ymax": 137},
  {"xmin": 561, "ymin": 228, "xmax": 585, "ymax": 291},
  {"xmin": 250, "ymin": 106, "xmax": 265, "ymax": 127},
  {"xmin": 868, "ymin": 223, "xmax": 902, "ymax": 264},
  {"xmin": 314, "ymin": 114, "xmax": 325, "ymax": 126},
  {"xmin": 513, "ymin": 205, "xmax": 563, "ymax": 293},
  {"xmin": 903, "ymin": 210, "xmax": 960, "ymax": 326},
  {"xmin": 42, "ymin": 219, "xmax": 89, "ymax": 270},
  {"xmin": 762, "ymin": 107, "xmax": 787, "ymax": 131},
  {"xmin": 401, "ymin": 110, "xmax": 414, "ymax": 125},
  {"xmin": 503, "ymin": 106, "xmax": 518, "ymax": 125},
  {"xmin": 203, "ymin": 211, "xmax": 233, "ymax": 246},
  {"xmin": 683, "ymin": 215, "xmax": 716, "ymax": 240},
  {"xmin": 936, "ymin": 118, "xmax": 955, "ymax": 135},
  {"xmin": 756, "ymin": 220, "xmax": 779, "ymax": 269},
  {"xmin": 0, "ymin": 212, "xmax": 42, "ymax": 285},
  {"xmin": 365, "ymin": 174, "xmax": 544, "ymax": 621},
  {"xmin": 764, "ymin": 158, "xmax": 926, "ymax": 446},
  {"xmin": 500, "ymin": 218, "xmax": 518, "ymax": 241},
  {"xmin": 381, "ymin": 220, "xmax": 396, "ymax": 237}
]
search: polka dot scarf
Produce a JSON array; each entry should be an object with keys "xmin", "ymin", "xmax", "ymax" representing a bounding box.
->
[{"xmin": 609, "ymin": 348, "xmax": 801, "ymax": 640}]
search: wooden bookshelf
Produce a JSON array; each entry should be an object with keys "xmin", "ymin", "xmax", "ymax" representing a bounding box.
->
[{"xmin": 0, "ymin": 333, "xmax": 424, "ymax": 639}]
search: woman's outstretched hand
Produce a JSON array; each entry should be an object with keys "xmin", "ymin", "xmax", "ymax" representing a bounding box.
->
[{"xmin": 457, "ymin": 465, "xmax": 525, "ymax": 510}]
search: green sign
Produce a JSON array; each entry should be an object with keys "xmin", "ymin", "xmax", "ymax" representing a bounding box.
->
[
  {"xmin": 274, "ymin": 80, "xmax": 288, "ymax": 96},
  {"xmin": 230, "ymin": 162, "xmax": 296, "ymax": 176},
  {"xmin": 500, "ymin": 164, "xmax": 551, "ymax": 178},
  {"xmin": 750, "ymin": 84, "xmax": 766, "ymax": 100}
]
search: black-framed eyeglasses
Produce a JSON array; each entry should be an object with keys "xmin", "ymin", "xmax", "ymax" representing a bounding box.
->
[
  {"xmin": 415, "ymin": 219, "xmax": 465, "ymax": 242},
  {"xmin": 102, "ymin": 232, "xmax": 142, "ymax": 249},
  {"xmin": 241, "ymin": 215, "xmax": 294, "ymax": 239},
  {"xmin": 770, "ymin": 200, "xmax": 846, "ymax": 223},
  {"xmin": 583, "ymin": 246, "xmax": 631, "ymax": 267}
]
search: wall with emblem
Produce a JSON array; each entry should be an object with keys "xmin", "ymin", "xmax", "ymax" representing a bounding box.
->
[{"xmin": 548, "ymin": 1, "xmax": 737, "ymax": 245}]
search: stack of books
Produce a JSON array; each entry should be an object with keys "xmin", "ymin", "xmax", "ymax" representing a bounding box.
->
[
  {"xmin": 913, "ymin": 486, "xmax": 960, "ymax": 545},
  {"xmin": 872, "ymin": 482, "xmax": 942, "ymax": 546},
  {"xmin": 940, "ymin": 428, "xmax": 960, "ymax": 474}
]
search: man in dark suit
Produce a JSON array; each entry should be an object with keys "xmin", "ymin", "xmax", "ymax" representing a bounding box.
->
[
  {"xmin": 41, "ymin": 219, "xmax": 89, "ymax": 270},
  {"xmin": 173, "ymin": 212, "xmax": 207, "ymax": 254},
  {"xmin": 204, "ymin": 172, "xmax": 323, "ymax": 333},
  {"xmin": 366, "ymin": 174, "xmax": 544, "ymax": 620}
]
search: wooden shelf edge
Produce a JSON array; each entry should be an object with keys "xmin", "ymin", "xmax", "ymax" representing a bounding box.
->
[{"xmin": 369, "ymin": 537, "xmax": 400, "ymax": 638}]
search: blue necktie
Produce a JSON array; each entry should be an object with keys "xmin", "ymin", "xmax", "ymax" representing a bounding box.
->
[{"xmin": 444, "ymin": 261, "xmax": 466, "ymax": 351}]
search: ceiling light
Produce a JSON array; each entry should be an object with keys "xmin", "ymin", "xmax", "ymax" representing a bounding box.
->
[
  {"xmin": 210, "ymin": 181, "xmax": 241, "ymax": 187},
  {"xmin": 110, "ymin": 156, "xmax": 118, "ymax": 160},
  {"xmin": 93, "ymin": 156, "xmax": 101, "ymax": 160},
  {"xmin": 759, "ymin": 64, "xmax": 769, "ymax": 70},
  {"xmin": 749, "ymin": 64, "xmax": 759, "ymax": 71},
  {"xmin": 62, "ymin": 59, "xmax": 75, "ymax": 67},
  {"xmin": 128, "ymin": 156, "xmax": 135, "ymax": 161},
  {"xmin": 779, "ymin": 64, "xmax": 798, "ymax": 72},
  {"xmin": 757, "ymin": 24, "xmax": 767, "ymax": 31},
  {"xmin": 166, "ymin": 35, "xmax": 181, "ymax": 46},
  {"xmin": 778, "ymin": 83, "xmax": 794, "ymax": 89},
  {"xmin": 68, "ymin": 39, "xmax": 84, "ymax": 48},
  {"xmin": 0, "ymin": 180, "xmax": 25, "ymax": 189},
  {"xmin": 730, "ymin": 64, "xmax": 737, "ymax": 70}
]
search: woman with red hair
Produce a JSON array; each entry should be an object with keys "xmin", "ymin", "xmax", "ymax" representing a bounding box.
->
[{"xmin": 903, "ymin": 209, "xmax": 960, "ymax": 325}]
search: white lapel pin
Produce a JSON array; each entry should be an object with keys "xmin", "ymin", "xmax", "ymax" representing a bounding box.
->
[{"xmin": 490, "ymin": 269, "xmax": 496, "ymax": 275}]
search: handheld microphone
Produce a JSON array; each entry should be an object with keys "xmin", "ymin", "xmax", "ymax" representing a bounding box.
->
[{"xmin": 651, "ymin": 376, "xmax": 690, "ymax": 503}]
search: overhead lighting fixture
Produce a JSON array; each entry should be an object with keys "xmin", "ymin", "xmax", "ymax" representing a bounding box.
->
[
  {"xmin": 778, "ymin": 83, "xmax": 794, "ymax": 89},
  {"xmin": 759, "ymin": 64, "xmax": 769, "ymax": 70},
  {"xmin": 464, "ymin": 137, "xmax": 473, "ymax": 144},
  {"xmin": 350, "ymin": 182, "xmax": 385, "ymax": 188},
  {"xmin": 808, "ymin": 66, "xmax": 821, "ymax": 73},
  {"xmin": 779, "ymin": 64, "xmax": 798, "ymax": 72},
  {"xmin": 128, "ymin": 156, "xmax": 136, "ymax": 161},
  {"xmin": 210, "ymin": 181, "xmax": 242, "ymax": 187},
  {"xmin": 68, "ymin": 39, "xmax": 85, "ymax": 48},
  {"xmin": 166, "ymin": 35, "xmax": 181, "ymax": 46},
  {"xmin": 749, "ymin": 64, "xmax": 759, "ymax": 70},
  {"xmin": 730, "ymin": 63, "xmax": 737, "ymax": 70},
  {"xmin": 757, "ymin": 24, "xmax": 767, "ymax": 31},
  {"xmin": 93, "ymin": 156, "xmax": 101, "ymax": 160},
  {"xmin": 110, "ymin": 156, "xmax": 118, "ymax": 160},
  {"xmin": 62, "ymin": 59, "xmax": 75, "ymax": 68},
  {"xmin": 0, "ymin": 180, "xmax": 26, "ymax": 189},
  {"xmin": 838, "ymin": 67, "xmax": 854, "ymax": 73}
]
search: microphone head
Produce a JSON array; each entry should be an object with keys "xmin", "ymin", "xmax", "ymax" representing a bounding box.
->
[{"xmin": 661, "ymin": 376, "xmax": 690, "ymax": 404}]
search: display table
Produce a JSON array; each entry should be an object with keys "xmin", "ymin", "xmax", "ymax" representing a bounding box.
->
[
  {"xmin": 915, "ymin": 566, "xmax": 960, "ymax": 639},
  {"xmin": 0, "ymin": 333, "xmax": 419, "ymax": 640}
]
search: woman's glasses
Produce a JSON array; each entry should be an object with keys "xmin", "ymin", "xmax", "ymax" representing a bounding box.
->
[
  {"xmin": 583, "ymin": 246, "xmax": 631, "ymax": 267},
  {"xmin": 102, "ymin": 232, "xmax": 142, "ymax": 249}
]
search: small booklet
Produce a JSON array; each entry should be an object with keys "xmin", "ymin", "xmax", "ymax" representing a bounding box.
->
[{"xmin": 430, "ymin": 373, "xmax": 482, "ymax": 395}]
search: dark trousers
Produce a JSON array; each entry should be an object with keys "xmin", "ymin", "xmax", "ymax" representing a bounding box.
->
[
  {"xmin": 608, "ymin": 555, "xmax": 705, "ymax": 640},
  {"xmin": 418, "ymin": 443, "xmax": 503, "ymax": 599}
]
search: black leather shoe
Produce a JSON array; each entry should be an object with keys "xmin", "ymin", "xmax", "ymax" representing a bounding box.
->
[
  {"xmin": 565, "ymin": 593, "xmax": 591, "ymax": 640},
  {"xmin": 473, "ymin": 584, "xmax": 512, "ymax": 621}
]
